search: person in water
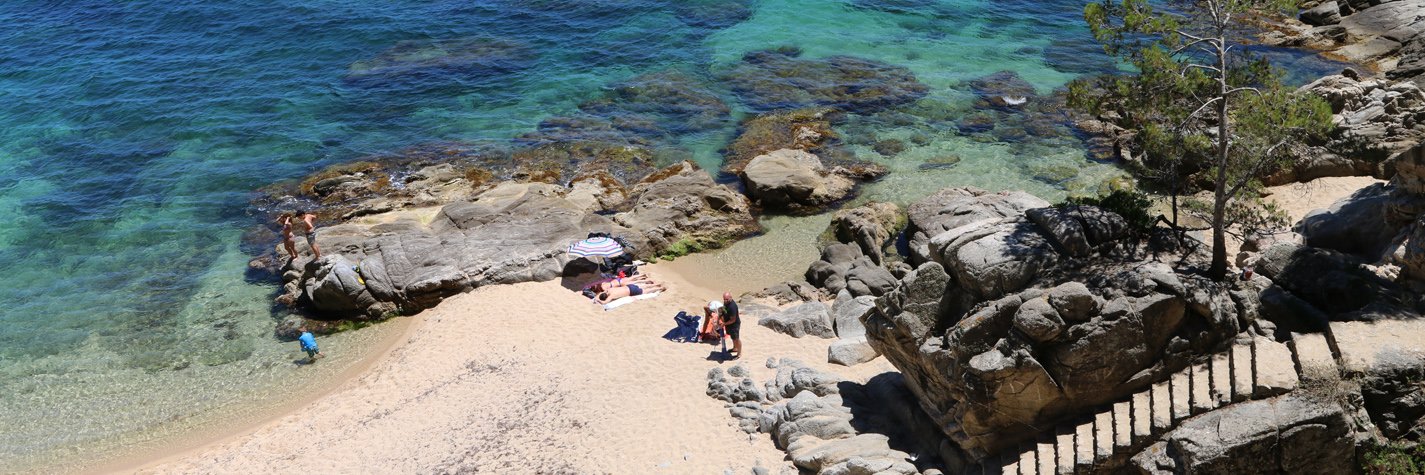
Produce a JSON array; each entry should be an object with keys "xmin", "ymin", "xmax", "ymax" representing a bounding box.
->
[
  {"xmin": 297, "ymin": 326, "xmax": 323, "ymax": 363},
  {"xmin": 594, "ymin": 280, "xmax": 667, "ymax": 303},
  {"xmin": 720, "ymin": 292, "xmax": 741, "ymax": 360},
  {"xmin": 277, "ymin": 213, "xmax": 298, "ymax": 261},
  {"xmin": 292, "ymin": 209, "xmax": 322, "ymax": 259}
]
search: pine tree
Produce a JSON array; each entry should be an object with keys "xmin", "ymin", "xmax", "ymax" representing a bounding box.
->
[{"xmin": 1071, "ymin": 0, "xmax": 1334, "ymax": 280}]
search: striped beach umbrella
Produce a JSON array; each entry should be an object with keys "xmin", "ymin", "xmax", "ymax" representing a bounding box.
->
[{"xmin": 567, "ymin": 236, "xmax": 624, "ymax": 258}]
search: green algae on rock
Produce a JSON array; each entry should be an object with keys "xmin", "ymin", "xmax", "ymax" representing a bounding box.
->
[{"xmin": 721, "ymin": 48, "xmax": 930, "ymax": 114}]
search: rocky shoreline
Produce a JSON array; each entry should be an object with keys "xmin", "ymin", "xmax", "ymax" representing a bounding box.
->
[{"xmin": 240, "ymin": 8, "xmax": 1425, "ymax": 472}]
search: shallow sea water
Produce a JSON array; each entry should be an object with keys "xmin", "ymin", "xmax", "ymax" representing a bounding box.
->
[{"xmin": 0, "ymin": 0, "xmax": 1349, "ymax": 470}]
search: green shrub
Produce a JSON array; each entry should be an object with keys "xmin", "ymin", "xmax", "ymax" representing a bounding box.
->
[
  {"xmin": 1064, "ymin": 189, "xmax": 1155, "ymax": 233},
  {"xmin": 1361, "ymin": 442, "xmax": 1425, "ymax": 474}
]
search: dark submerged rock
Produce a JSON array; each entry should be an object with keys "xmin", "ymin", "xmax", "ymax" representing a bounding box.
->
[{"xmin": 722, "ymin": 49, "xmax": 929, "ymax": 114}]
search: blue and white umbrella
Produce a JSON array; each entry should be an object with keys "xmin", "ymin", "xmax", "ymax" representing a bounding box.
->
[{"xmin": 567, "ymin": 236, "xmax": 624, "ymax": 259}]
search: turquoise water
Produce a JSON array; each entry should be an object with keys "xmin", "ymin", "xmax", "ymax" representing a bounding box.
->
[{"xmin": 0, "ymin": 0, "xmax": 1347, "ymax": 469}]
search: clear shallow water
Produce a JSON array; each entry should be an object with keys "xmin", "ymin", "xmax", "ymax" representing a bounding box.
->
[{"xmin": 0, "ymin": 0, "xmax": 1348, "ymax": 469}]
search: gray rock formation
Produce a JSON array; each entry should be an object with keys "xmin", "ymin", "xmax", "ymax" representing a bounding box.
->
[
  {"xmin": 759, "ymin": 302, "xmax": 837, "ymax": 339},
  {"xmin": 829, "ymin": 202, "xmax": 902, "ymax": 264},
  {"xmin": 708, "ymin": 358, "xmax": 935, "ymax": 474},
  {"xmin": 903, "ymin": 187, "xmax": 1049, "ymax": 265},
  {"xmin": 1297, "ymin": 143, "xmax": 1425, "ymax": 289},
  {"xmin": 741, "ymin": 149, "xmax": 874, "ymax": 212},
  {"xmin": 805, "ymin": 243, "xmax": 897, "ymax": 298},
  {"xmin": 827, "ymin": 337, "xmax": 879, "ymax": 367},
  {"xmin": 1266, "ymin": 0, "xmax": 1425, "ymax": 80},
  {"xmin": 270, "ymin": 161, "xmax": 757, "ymax": 318},
  {"xmin": 862, "ymin": 188, "xmax": 1254, "ymax": 458},
  {"xmin": 1130, "ymin": 393, "xmax": 1355, "ymax": 474}
]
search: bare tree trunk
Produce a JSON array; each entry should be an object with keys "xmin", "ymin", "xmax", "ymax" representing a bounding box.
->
[{"xmin": 1209, "ymin": 11, "xmax": 1231, "ymax": 280}]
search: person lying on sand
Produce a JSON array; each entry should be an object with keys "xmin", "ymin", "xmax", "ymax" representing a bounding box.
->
[
  {"xmin": 594, "ymin": 281, "xmax": 667, "ymax": 303},
  {"xmin": 589, "ymin": 274, "xmax": 654, "ymax": 293}
]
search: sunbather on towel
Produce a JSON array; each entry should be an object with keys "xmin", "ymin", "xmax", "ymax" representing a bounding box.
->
[
  {"xmin": 594, "ymin": 281, "xmax": 667, "ymax": 303},
  {"xmin": 590, "ymin": 274, "xmax": 654, "ymax": 293}
]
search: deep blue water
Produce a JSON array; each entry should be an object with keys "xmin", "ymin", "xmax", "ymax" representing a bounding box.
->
[{"xmin": 0, "ymin": 0, "xmax": 1350, "ymax": 468}]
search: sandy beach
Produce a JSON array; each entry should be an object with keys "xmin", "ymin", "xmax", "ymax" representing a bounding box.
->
[{"xmin": 133, "ymin": 261, "xmax": 895, "ymax": 474}]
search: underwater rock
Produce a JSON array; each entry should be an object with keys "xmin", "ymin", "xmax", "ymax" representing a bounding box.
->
[
  {"xmin": 872, "ymin": 138, "xmax": 907, "ymax": 156},
  {"xmin": 1041, "ymin": 41, "xmax": 1118, "ymax": 75},
  {"xmin": 671, "ymin": 0, "xmax": 756, "ymax": 29},
  {"xmin": 577, "ymin": 70, "xmax": 733, "ymax": 135},
  {"xmin": 965, "ymin": 70, "xmax": 1038, "ymax": 110},
  {"xmin": 722, "ymin": 49, "xmax": 929, "ymax": 114},
  {"xmin": 344, "ymin": 37, "xmax": 535, "ymax": 88},
  {"xmin": 918, "ymin": 155, "xmax": 961, "ymax": 171}
]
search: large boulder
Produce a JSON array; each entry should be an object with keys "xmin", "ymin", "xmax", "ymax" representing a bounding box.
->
[
  {"xmin": 1130, "ymin": 394, "xmax": 1355, "ymax": 474},
  {"xmin": 827, "ymin": 337, "xmax": 880, "ymax": 366},
  {"xmin": 741, "ymin": 149, "xmax": 855, "ymax": 211},
  {"xmin": 760, "ymin": 302, "xmax": 838, "ymax": 339},
  {"xmin": 830, "ymin": 202, "xmax": 903, "ymax": 264},
  {"xmin": 1297, "ymin": 182, "xmax": 1403, "ymax": 258},
  {"xmin": 614, "ymin": 160, "xmax": 758, "ymax": 253},
  {"xmin": 1256, "ymin": 243, "xmax": 1421, "ymax": 322},
  {"xmin": 805, "ymin": 243, "xmax": 897, "ymax": 297},
  {"xmin": 302, "ymin": 255, "xmax": 381, "ymax": 315},
  {"xmin": 904, "ymin": 187, "xmax": 1049, "ymax": 265}
]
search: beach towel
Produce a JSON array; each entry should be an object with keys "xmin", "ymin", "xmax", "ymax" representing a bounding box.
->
[
  {"xmin": 662, "ymin": 311, "xmax": 702, "ymax": 343},
  {"xmin": 601, "ymin": 291, "xmax": 661, "ymax": 311}
]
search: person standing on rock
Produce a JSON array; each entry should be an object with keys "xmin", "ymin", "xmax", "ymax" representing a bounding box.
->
[
  {"xmin": 293, "ymin": 209, "xmax": 322, "ymax": 260},
  {"xmin": 721, "ymin": 292, "xmax": 741, "ymax": 360},
  {"xmin": 297, "ymin": 326, "xmax": 323, "ymax": 363},
  {"xmin": 277, "ymin": 213, "xmax": 298, "ymax": 261}
]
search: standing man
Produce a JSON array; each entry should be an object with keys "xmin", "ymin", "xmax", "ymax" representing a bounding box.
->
[
  {"xmin": 297, "ymin": 326, "xmax": 323, "ymax": 363},
  {"xmin": 721, "ymin": 292, "xmax": 741, "ymax": 360},
  {"xmin": 294, "ymin": 209, "xmax": 322, "ymax": 259}
]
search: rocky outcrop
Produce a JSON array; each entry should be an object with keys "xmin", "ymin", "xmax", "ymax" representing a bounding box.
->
[
  {"xmin": 722, "ymin": 108, "xmax": 847, "ymax": 175},
  {"xmin": 708, "ymin": 359, "xmax": 947, "ymax": 474},
  {"xmin": 829, "ymin": 202, "xmax": 902, "ymax": 264},
  {"xmin": 741, "ymin": 149, "xmax": 856, "ymax": 211},
  {"xmin": 862, "ymin": 188, "xmax": 1262, "ymax": 458},
  {"xmin": 1289, "ymin": 74, "xmax": 1425, "ymax": 171},
  {"xmin": 1255, "ymin": 243, "xmax": 1422, "ymax": 325},
  {"xmin": 1129, "ymin": 393, "xmax": 1355, "ymax": 474},
  {"xmin": 267, "ymin": 161, "xmax": 756, "ymax": 318},
  {"xmin": 903, "ymin": 187, "xmax": 1050, "ymax": 265},
  {"xmin": 758, "ymin": 301, "xmax": 837, "ymax": 339},
  {"xmin": 805, "ymin": 243, "xmax": 898, "ymax": 298},
  {"xmin": 1264, "ymin": 0, "xmax": 1425, "ymax": 77},
  {"xmin": 828, "ymin": 290, "xmax": 881, "ymax": 366},
  {"xmin": 1297, "ymin": 142, "xmax": 1425, "ymax": 289}
]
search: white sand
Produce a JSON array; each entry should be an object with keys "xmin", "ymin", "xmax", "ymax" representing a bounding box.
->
[
  {"xmin": 134, "ymin": 264, "xmax": 895, "ymax": 474},
  {"xmin": 1264, "ymin": 175, "xmax": 1384, "ymax": 224}
]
